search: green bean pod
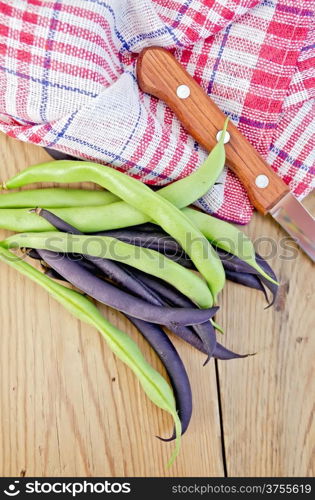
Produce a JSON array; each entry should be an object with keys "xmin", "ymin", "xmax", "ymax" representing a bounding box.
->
[
  {"xmin": 2, "ymin": 118, "xmax": 227, "ymax": 211},
  {"xmin": 0, "ymin": 188, "xmax": 119, "ymax": 208},
  {"xmin": 0, "ymin": 204, "xmax": 277, "ymax": 285},
  {"xmin": 0, "ymin": 244, "xmax": 181, "ymax": 466},
  {"xmin": 0, "ymin": 205, "xmax": 149, "ymax": 232},
  {"xmin": 3, "ymin": 232, "xmax": 213, "ymax": 308},
  {"xmin": 182, "ymin": 208, "xmax": 277, "ymax": 283},
  {"xmin": 160, "ymin": 117, "xmax": 228, "ymax": 207},
  {"xmin": 3, "ymin": 160, "xmax": 225, "ymax": 301}
]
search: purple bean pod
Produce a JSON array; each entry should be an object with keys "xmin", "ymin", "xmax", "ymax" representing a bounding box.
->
[
  {"xmin": 168, "ymin": 324, "xmax": 248, "ymax": 360},
  {"xmin": 37, "ymin": 250, "xmax": 213, "ymax": 326},
  {"xmin": 126, "ymin": 269, "xmax": 195, "ymax": 308},
  {"xmin": 95, "ymin": 229, "xmax": 194, "ymax": 268},
  {"xmin": 101, "ymin": 226, "xmax": 278, "ymax": 294},
  {"xmin": 95, "ymin": 229, "xmax": 182, "ymax": 255},
  {"xmin": 35, "ymin": 209, "xmax": 184, "ymax": 307},
  {"xmin": 193, "ymin": 320, "xmax": 217, "ymax": 366},
  {"xmin": 94, "ymin": 228, "xmax": 278, "ymax": 304},
  {"xmin": 128, "ymin": 316, "xmax": 192, "ymax": 439},
  {"xmin": 126, "ymin": 267, "xmax": 218, "ymax": 361},
  {"xmin": 213, "ymin": 343, "xmax": 251, "ymax": 360}
]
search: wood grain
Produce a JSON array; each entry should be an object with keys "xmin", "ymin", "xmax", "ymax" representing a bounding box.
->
[
  {"xmin": 0, "ymin": 133, "xmax": 314, "ymax": 477},
  {"xmin": 216, "ymin": 195, "xmax": 315, "ymax": 477},
  {"xmin": 0, "ymin": 134, "xmax": 224, "ymax": 477},
  {"xmin": 137, "ymin": 47, "xmax": 289, "ymax": 214}
]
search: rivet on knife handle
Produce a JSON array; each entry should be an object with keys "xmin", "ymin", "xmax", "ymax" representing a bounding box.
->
[{"xmin": 137, "ymin": 47, "xmax": 290, "ymax": 215}]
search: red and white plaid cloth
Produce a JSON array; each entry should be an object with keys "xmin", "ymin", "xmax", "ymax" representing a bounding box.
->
[{"xmin": 0, "ymin": 0, "xmax": 314, "ymax": 224}]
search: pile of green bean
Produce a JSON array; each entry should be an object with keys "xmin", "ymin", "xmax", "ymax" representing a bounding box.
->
[{"xmin": 0, "ymin": 121, "xmax": 278, "ymax": 465}]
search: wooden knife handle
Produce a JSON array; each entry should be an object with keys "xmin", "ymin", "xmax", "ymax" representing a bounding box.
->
[{"xmin": 137, "ymin": 47, "xmax": 289, "ymax": 215}]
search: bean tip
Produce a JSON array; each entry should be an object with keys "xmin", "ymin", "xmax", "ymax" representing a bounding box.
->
[
  {"xmin": 248, "ymin": 352, "xmax": 257, "ymax": 357},
  {"xmin": 29, "ymin": 207, "xmax": 43, "ymax": 215},
  {"xmin": 264, "ymin": 300, "xmax": 274, "ymax": 310},
  {"xmin": 156, "ymin": 433, "xmax": 175, "ymax": 443},
  {"xmin": 223, "ymin": 116, "xmax": 229, "ymax": 133},
  {"xmin": 202, "ymin": 355, "xmax": 211, "ymax": 366},
  {"xmin": 0, "ymin": 181, "xmax": 7, "ymax": 190}
]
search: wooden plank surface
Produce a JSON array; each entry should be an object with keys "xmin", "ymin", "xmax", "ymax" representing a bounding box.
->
[
  {"xmin": 0, "ymin": 133, "xmax": 314, "ymax": 477},
  {"xmin": 217, "ymin": 195, "xmax": 315, "ymax": 477},
  {"xmin": 0, "ymin": 134, "xmax": 224, "ymax": 477}
]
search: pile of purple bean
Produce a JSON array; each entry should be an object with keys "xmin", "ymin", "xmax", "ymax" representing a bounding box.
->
[{"xmin": 23, "ymin": 209, "xmax": 278, "ymax": 439}]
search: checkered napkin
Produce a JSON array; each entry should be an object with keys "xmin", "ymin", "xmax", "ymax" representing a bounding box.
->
[{"xmin": 0, "ymin": 0, "xmax": 314, "ymax": 224}]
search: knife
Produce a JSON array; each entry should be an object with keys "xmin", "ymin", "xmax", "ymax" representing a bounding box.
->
[{"xmin": 137, "ymin": 47, "xmax": 315, "ymax": 262}]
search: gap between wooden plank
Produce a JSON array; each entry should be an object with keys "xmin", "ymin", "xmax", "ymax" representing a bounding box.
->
[{"xmin": 216, "ymin": 198, "xmax": 315, "ymax": 477}]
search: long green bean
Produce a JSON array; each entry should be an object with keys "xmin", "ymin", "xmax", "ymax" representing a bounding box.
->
[
  {"xmin": 0, "ymin": 188, "xmax": 119, "ymax": 208},
  {"xmin": 0, "ymin": 244, "xmax": 181, "ymax": 466},
  {"xmin": 0, "ymin": 205, "xmax": 149, "ymax": 232},
  {"xmin": 0, "ymin": 204, "xmax": 276, "ymax": 284},
  {"xmin": 3, "ymin": 160, "xmax": 225, "ymax": 301},
  {"xmin": 160, "ymin": 117, "xmax": 228, "ymax": 207},
  {"xmin": 1, "ymin": 118, "xmax": 227, "ymax": 211},
  {"xmin": 182, "ymin": 208, "xmax": 277, "ymax": 282},
  {"xmin": 3, "ymin": 232, "xmax": 213, "ymax": 308}
]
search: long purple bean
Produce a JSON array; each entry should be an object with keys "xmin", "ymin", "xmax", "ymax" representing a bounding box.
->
[
  {"xmin": 254, "ymin": 254, "xmax": 278, "ymax": 306},
  {"xmin": 124, "ymin": 267, "xmax": 218, "ymax": 360},
  {"xmin": 94, "ymin": 228, "xmax": 278, "ymax": 303},
  {"xmin": 118, "ymin": 265, "xmax": 218, "ymax": 362},
  {"xmin": 26, "ymin": 247, "xmax": 101, "ymax": 275},
  {"xmin": 214, "ymin": 343, "xmax": 250, "ymax": 360},
  {"xmin": 126, "ymin": 269, "xmax": 195, "ymax": 308},
  {"xmin": 95, "ymin": 229, "xmax": 182, "ymax": 254},
  {"xmin": 168, "ymin": 324, "xmax": 247, "ymax": 360},
  {"xmin": 40, "ymin": 246, "xmax": 243, "ymax": 362},
  {"xmin": 35, "ymin": 209, "xmax": 177, "ymax": 307},
  {"xmin": 103, "ymin": 226, "xmax": 278, "ymax": 288},
  {"xmin": 95, "ymin": 229, "xmax": 195, "ymax": 268},
  {"xmin": 36, "ymin": 210, "xmax": 219, "ymax": 358},
  {"xmin": 128, "ymin": 316, "xmax": 192, "ymax": 439},
  {"xmin": 255, "ymin": 253, "xmax": 277, "ymax": 281},
  {"xmin": 215, "ymin": 247, "xmax": 277, "ymax": 281},
  {"xmin": 103, "ymin": 228, "xmax": 277, "ymax": 291},
  {"xmin": 37, "ymin": 250, "xmax": 213, "ymax": 326}
]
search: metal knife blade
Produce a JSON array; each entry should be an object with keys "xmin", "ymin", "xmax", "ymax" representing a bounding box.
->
[{"xmin": 269, "ymin": 193, "xmax": 315, "ymax": 262}]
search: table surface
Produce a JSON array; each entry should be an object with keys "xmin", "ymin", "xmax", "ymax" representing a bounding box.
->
[{"xmin": 0, "ymin": 133, "xmax": 314, "ymax": 478}]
